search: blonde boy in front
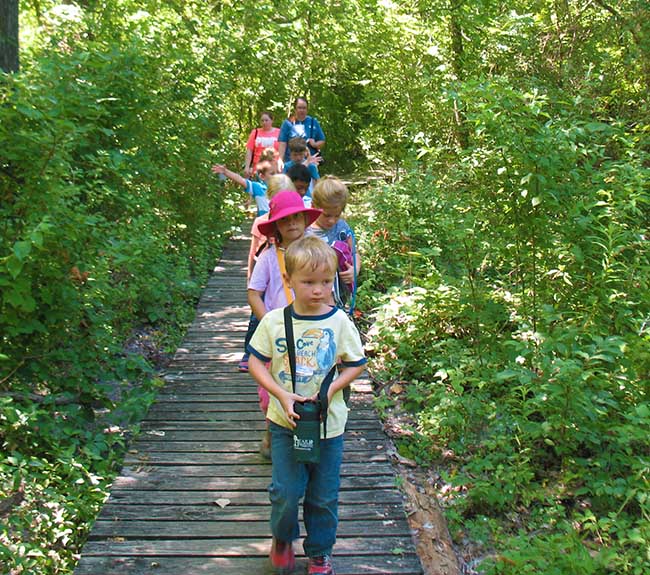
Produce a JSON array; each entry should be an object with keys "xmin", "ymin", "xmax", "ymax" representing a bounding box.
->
[{"xmin": 248, "ymin": 236, "xmax": 366, "ymax": 575}]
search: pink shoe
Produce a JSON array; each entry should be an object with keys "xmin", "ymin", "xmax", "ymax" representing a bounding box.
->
[
  {"xmin": 307, "ymin": 555, "xmax": 335, "ymax": 574},
  {"xmin": 270, "ymin": 538, "xmax": 295, "ymax": 573}
]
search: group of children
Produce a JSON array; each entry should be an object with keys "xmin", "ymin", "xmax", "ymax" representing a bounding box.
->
[{"xmin": 211, "ymin": 138, "xmax": 366, "ymax": 575}]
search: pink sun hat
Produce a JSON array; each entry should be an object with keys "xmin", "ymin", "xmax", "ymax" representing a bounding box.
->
[{"xmin": 258, "ymin": 190, "xmax": 322, "ymax": 237}]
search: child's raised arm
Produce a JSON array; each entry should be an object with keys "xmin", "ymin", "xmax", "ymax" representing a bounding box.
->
[
  {"xmin": 247, "ymin": 235, "xmax": 262, "ymax": 281},
  {"xmin": 211, "ymin": 164, "xmax": 246, "ymax": 188}
]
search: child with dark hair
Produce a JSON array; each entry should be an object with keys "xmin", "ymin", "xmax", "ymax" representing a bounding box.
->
[{"xmin": 285, "ymin": 163, "xmax": 315, "ymax": 208}]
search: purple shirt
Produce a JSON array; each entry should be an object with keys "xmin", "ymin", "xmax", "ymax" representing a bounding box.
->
[{"xmin": 248, "ymin": 245, "xmax": 293, "ymax": 312}]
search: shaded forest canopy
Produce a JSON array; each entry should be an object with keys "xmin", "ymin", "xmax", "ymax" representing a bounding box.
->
[{"xmin": 1, "ymin": 1, "xmax": 649, "ymax": 574}]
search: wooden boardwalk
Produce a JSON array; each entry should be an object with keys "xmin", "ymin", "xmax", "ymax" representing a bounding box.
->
[{"xmin": 74, "ymin": 233, "xmax": 424, "ymax": 575}]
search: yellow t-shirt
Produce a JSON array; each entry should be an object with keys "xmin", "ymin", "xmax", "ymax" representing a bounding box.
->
[{"xmin": 249, "ymin": 306, "xmax": 366, "ymax": 438}]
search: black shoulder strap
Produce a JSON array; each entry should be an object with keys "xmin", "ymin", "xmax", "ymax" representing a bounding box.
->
[
  {"xmin": 284, "ymin": 305, "xmax": 297, "ymax": 393},
  {"xmin": 254, "ymin": 240, "xmax": 269, "ymax": 259},
  {"xmin": 249, "ymin": 129, "xmax": 258, "ymax": 169},
  {"xmin": 318, "ymin": 366, "xmax": 337, "ymax": 439}
]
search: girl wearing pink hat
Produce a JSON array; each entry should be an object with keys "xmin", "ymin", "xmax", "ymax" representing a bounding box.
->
[
  {"xmin": 249, "ymin": 190, "xmax": 322, "ymax": 315},
  {"xmin": 247, "ymin": 191, "xmax": 322, "ymax": 456}
]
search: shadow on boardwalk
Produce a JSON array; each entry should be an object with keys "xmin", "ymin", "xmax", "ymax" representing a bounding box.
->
[{"xmin": 74, "ymin": 233, "xmax": 424, "ymax": 575}]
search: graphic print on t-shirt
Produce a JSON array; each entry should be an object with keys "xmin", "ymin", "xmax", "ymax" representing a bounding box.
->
[
  {"xmin": 292, "ymin": 123, "xmax": 306, "ymax": 139},
  {"xmin": 280, "ymin": 327, "xmax": 336, "ymax": 387},
  {"xmin": 256, "ymin": 135, "xmax": 279, "ymax": 148}
]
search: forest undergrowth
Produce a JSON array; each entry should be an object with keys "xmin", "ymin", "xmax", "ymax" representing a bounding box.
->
[
  {"xmin": 0, "ymin": 13, "xmax": 243, "ymax": 572},
  {"xmin": 349, "ymin": 91, "xmax": 650, "ymax": 573}
]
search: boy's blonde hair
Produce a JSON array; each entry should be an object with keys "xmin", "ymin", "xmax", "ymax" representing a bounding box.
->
[
  {"xmin": 312, "ymin": 176, "xmax": 348, "ymax": 209},
  {"xmin": 266, "ymin": 174, "xmax": 295, "ymax": 199},
  {"xmin": 288, "ymin": 137, "xmax": 308, "ymax": 154},
  {"xmin": 259, "ymin": 147, "xmax": 276, "ymax": 163},
  {"xmin": 285, "ymin": 236, "xmax": 338, "ymax": 277}
]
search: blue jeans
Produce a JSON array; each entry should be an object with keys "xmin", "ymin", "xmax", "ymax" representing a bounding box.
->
[{"xmin": 268, "ymin": 421, "xmax": 344, "ymax": 557}]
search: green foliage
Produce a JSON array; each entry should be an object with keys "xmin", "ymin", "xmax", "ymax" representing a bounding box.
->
[
  {"xmin": 354, "ymin": 43, "xmax": 650, "ymax": 575},
  {"xmin": 0, "ymin": 377, "xmax": 159, "ymax": 573},
  {"xmin": 1, "ymin": 3, "xmax": 243, "ymax": 573}
]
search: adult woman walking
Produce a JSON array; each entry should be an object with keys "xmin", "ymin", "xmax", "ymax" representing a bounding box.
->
[
  {"xmin": 244, "ymin": 111, "xmax": 281, "ymax": 178},
  {"xmin": 277, "ymin": 97, "xmax": 325, "ymax": 163}
]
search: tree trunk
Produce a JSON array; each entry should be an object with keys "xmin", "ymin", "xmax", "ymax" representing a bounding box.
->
[
  {"xmin": 449, "ymin": 5, "xmax": 469, "ymax": 149},
  {"xmin": 0, "ymin": 0, "xmax": 19, "ymax": 73}
]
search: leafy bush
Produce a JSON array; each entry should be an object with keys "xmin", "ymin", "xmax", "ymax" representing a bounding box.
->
[
  {"xmin": 354, "ymin": 76, "xmax": 650, "ymax": 573},
  {"xmin": 0, "ymin": 9, "xmax": 241, "ymax": 574}
]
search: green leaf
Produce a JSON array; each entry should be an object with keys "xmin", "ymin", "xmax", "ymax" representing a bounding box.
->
[
  {"xmin": 635, "ymin": 404, "xmax": 650, "ymax": 419},
  {"xmin": 16, "ymin": 104, "xmax": 44, "ymax": 119},
  {"xmin": 30, "ymin": 230, "xmax": 44, "ymax": 249},
  {"xmin": 496, "ymin": 369, "xmax": 520, "ymax": 381},
  {"xmin": 6, "ymin": 256, "xmax": 24, "ymax": 279},
  {"xmin": 584, "ymin": 122, "xmax": 611, "ymax": 132},
  {"xmin": 5, "ymin": 289, "xmax": 37, "ymax": 312},
  {"xmin": 13, "ymin": 241, "xmax": 32, "ymax": 261}
]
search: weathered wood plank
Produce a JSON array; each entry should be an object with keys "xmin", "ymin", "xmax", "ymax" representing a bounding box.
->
[
  {"xmin": 80, "ymin": 536, "xmax": 418, "ymax": 557},
  {"xmin": 138, "ymin": 419, "xmax": 384, "ymax": 433},
  {"xmin": 75, "ymin": 554, "xmax": 424, "ymax": 575},
  {"xmin": 128, "ymin": 436, "xmax": 389, "ymax": 453},
  {"xmin": 111, "ymin": 474, "xmax": 397, "ymax": 491},
  {"xmin": 118, "ymin": 461, "xmax": 394, "ymax": 478},
  {"xmin": 145, "ymin": 404, "xmax": 379, "ymax": 417},
  {"xmin": 131, "ymin": 429, "xmax": 388, "ymax": 443},
  {"xmin": 105, "ymin": 488, "xmax": 405, "ymax": 506},
  {"xmin": 126, "ymin": 437, "xmax": 389, "ymax": 454},
  {"xmin": 90, "ymin": 518, "xmax": 412, "ymax": 539},
  {"xmin": 141, "ymin": 411, "xmax": 381, "ymax": 424},
  {"xmin": 96, "ymin": 502, "xmax": 407, "ymax": 522},
  {"xmin": 123, "ymin": 450, "xmax": 389, "ymax": 465}
]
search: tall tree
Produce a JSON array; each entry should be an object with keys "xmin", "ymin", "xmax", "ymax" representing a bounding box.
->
[{"xmin": 0, "ymin": 0, "xmax": 19, "ymax": 73}]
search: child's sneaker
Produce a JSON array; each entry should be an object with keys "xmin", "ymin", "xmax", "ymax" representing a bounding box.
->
[
  {"xmin": 307, "ymin": 555, "xmax": 335, "ymax": 575},
  {"xmin": 269, "ymin": 538, "xmax": 295, "ymax": 573},
  {"xmin": 238, "ymin": 353, "xmax": 249, "ymax": 372}
]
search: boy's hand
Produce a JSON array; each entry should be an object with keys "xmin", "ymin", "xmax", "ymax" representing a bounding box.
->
[
  {"xmin": 306, "ymin": 153, "xmax": 322, "ymax": 166},
  {"xmin": 339, "ymin": 262, "xmax": 355, "ymax": 285},
  {"xmin": 279, "ymin": 391, "xmax": 307, "ymax": 428},
  {"xmin": 211, "ymin": 164, "xmax": 225, "ymax": 174}
]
